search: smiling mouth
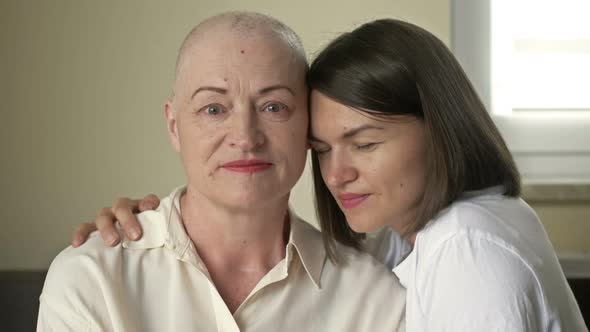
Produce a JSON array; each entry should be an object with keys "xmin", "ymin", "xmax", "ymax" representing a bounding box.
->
[
  {"xmin": 222, "ymin": 160, "xmax": 273, "ymax": 174},
  {"xmin": 338, "ymin": 194, "xmax": 370, "ymax": 209}
]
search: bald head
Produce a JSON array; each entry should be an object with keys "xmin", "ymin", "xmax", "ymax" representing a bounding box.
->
[{"xmin": 174, "ymin": 12, "xmax": 308, "ymax": 83}]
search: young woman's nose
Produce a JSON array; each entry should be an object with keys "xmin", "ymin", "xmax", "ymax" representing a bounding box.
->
[{"xmin": 324, "ymin": 153, "xmax": 358, "ymax": 188}]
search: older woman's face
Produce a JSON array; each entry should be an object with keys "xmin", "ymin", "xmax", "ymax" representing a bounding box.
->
[
  {"xmin": 165, "ymin": 27, "xmax": 309, "ymax": 211},
  {"xmin": 309, "ymin": 91, "xmax": 427, "ymax": 233}
]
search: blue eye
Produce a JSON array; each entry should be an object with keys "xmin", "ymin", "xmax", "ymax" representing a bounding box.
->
[
  {"xmin": 264, "ymin": 103, "xmax": 286, "ymax": 113},
  {"xmin": 205, "ymin": 105, "xmax": 223, "ymax": 115}
]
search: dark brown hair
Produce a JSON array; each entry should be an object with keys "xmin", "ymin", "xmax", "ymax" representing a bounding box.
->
[{"xmin": 308, "ymin": 19, "xmax": 521, "ymax": 262}]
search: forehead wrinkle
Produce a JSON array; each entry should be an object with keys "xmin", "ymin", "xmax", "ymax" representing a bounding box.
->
[
  {"xmin": 178, "ymin": 41, "xmax": 301, "ymax": 105},
  {"xmin": 258, "ymin": 85, "xmax": 295, "ymax": 97}
]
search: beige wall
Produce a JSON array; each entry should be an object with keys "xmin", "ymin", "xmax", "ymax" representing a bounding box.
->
[
  {"xmin": 531, "ymin": 203, "xmax": 590, "ymax": 253},
  {"xmin": 0, "ymin": 0, "xmax": 450, "ymax": 270},
  {"xmin": 1, "ymin": 0, "xmax": 587, "ymax": 271}
]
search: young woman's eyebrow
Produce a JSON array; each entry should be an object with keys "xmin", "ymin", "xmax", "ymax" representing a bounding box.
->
[
  {"xmin": 309, "ymin": 125, "xmax": 384, "ymax": 143},
  {"xmin": 341, "ymin": 125, "xmax": 384, "ymax": 139}
]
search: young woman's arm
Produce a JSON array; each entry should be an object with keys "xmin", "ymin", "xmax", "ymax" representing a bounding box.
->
[{"xmin": 71, "ymin": 194, "xmax": 160, "ymax": 247}]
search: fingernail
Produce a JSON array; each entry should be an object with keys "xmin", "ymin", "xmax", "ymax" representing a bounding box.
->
[
  {"xmin": 106, "ymin": 233, "xmax": 118, "ymax": 245},
  {"xmin": 72, "ymin": 238, "xmax": 81, "ymax": 247},
  {"xmin": 129, "ymin": 228, "xmax": 141, "ymax": 240}
]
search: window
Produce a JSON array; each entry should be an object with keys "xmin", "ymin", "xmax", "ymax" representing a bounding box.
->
[{"xmin": 452, "ymin": 0, "xmax": 590, "ymax": 183}]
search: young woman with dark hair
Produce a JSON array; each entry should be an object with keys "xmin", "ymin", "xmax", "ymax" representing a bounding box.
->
[{"xmin": 307, "ymin": 18, "xmax": 584, "ymax": 330}]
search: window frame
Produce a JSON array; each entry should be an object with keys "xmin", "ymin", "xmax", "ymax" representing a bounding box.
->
[{"xmin": 451, "ymin": 0, "xmax": 590, "ymax": 184}]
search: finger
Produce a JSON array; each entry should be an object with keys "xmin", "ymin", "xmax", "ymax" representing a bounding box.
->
[
  {"xmin": 138, "ymin": 194, "xmax": 160, "ymax": 212},
  {"xmin": 113, "ymin": 197, "xmax": 142, "ymax": 213},
  {"xmin": 112, "ymin": 198, "xmax": 143, "ymax": 240},
  {"xmin": 96, "ymin": 207, "xmax": 121, "ymax": 246},
  {"xmin": 72, "ymin": 222, "xmax": 97, "ymax": 247}
]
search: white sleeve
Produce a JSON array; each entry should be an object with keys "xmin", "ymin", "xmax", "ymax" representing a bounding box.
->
[
  {"xmin": 416, "ymin": 233, "xmax": 546, "ymax": 332},
  {"xmin": 36, "ymin": 246, "xmax": 103, "ymax": 332},
  {"xmin": 37, "ymin": 294, "xmax": 91, "ymax": 332}
]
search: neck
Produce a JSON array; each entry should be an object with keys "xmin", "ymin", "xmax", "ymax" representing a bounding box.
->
[
  {"xmin": 180, "ymin": 186, "xmax": 290, "ymax": 271},
  {"xmin": 389, "ymin": 208, "xmax": 419, "ymax": 247},
  {"xmin": 406, "ymin": 232, "xmax": 417, "ymax": 247}
]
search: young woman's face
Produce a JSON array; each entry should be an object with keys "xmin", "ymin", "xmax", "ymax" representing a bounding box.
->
[{"xmin": 309, "ymin": 91, "xmax": 427, "ymax": 234}]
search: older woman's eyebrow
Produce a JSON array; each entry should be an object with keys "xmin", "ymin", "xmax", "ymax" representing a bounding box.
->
[
  {"xmin": 258, "ymin": 85, "xmax": 294, "ymax": 96},
  {"xmin": 190, "ymin": 85, "xmax": 294, "ymax": 100},
  {"xmin": 191, "ymin": 86, "xmax": 227, "ymax": 100}
]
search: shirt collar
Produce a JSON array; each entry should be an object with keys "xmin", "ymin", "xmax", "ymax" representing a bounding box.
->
[
  {"xmin": 391, "ymin": 227, "xmax": 422, "ymax": 288},
  {"xmin": 459, "ymin": 185, "xmax": 504, "ymax": 200},
  {"xmin": 287, "ymin": 209, "xmax": 327, "ymax": 289},
  {"xmin": 123, "ymin": 186, "xmax": 326, "ymax": 288},
  {"xmin": 122, "ymin": 186, "xmax": 189, "ymax": 256},
  {"xmin": 391, "ymin": 248, "xmax": 414, "ymax": 288}
]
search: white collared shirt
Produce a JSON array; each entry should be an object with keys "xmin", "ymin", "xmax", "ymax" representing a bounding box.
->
[
  {"xmin": 37, "ymin": 187, "xmax": 405, "ymax": 332},
  {"xmin": 388, "ymin": 186, "xmax": 587, "ymax": 331}
]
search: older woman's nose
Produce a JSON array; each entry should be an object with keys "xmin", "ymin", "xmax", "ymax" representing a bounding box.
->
[{"xmin": 229, "ymin": 107, "xmax": 265, "ymax": 151}]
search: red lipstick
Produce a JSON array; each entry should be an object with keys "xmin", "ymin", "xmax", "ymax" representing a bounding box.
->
[
  {"xmin": 222, "ymin": 159, "xmax": 272, "ymax": 173},
  {"xmin": 338, "ymin": 193, "xmax": 370, "ymax": 209}
]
